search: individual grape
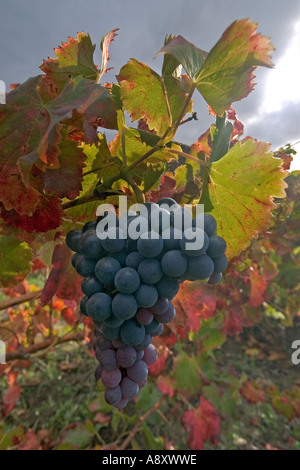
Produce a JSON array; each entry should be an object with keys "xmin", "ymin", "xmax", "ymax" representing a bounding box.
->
[
  {"xmin": 134, "ymin": 284, "xmax": 158, "ymax": 308},
  {"xmin": 143, "ymin": 344, "xmax": 158, "ymax": 366},
  {"xmin": 110, "ymin": 249, "xmax": 128, "ymax": 266},
  {"xmin": 100, "ymin": 227, "xmax": 126, "ymax": 253},
  {"xmin": 81, "ymin": 276, "xmax": 103, "ymax": 297},
  {"xmin": 95, "ymin": 332, "xmax": 112, "ymax": 350},
  {"xmin": 208, "ymin": 272, "xmax": 223, "ymax": 285},
  {"xmin": 105, "ymin": 386, "xmax": 122, "ymax": 406},
  {"xmin": 112, "ymin": 338, "xmax": 125, "ymax": 348},
  {"xmin": 120, "ymin": 319, "xmax": 146, "ymax": 346},
  {"xmin": 136, "ymin": 308, "xmax": 154, "ymax": 326},
  {"xmin": 161, "ymin": 250, "xmax": 188, "ymax": 277},
  {"xmin": 150, "ymin": 297, "xmax": 169, "ymax": 315},
  {"xmin": 101, "ymin": 368, "xmax": 122, "ymax": 388},
  {"xmin": 206, "ymin": 235, "xmax": 227, "ymax": 258},
  {"xmin": 80, "ymin": 296, "xmax": 88, "ymax": 316},
  {"xmin": 135, "ymin": 333, "xmax": 152, "ymax": 351},
  {"xmin": 125, "ymin": 251, "xmax": 145, "ymax": 270},
  {"xmin": 138, "ymin": 259, "xmax": 163, "ymax": 284},
  {"xmin": 86, "ymin": 293, "xmax": 112, "ymax": 321},
  {"xmin": 192, "ymin": 213, "xmax": 217, "ymax": 236},
  {"xmin": 157, "ymin": 302, "xmax": 176, "ymax": 324},
  {"xmin": 94, "ymin": 347, "xmax": 103, "ymax": 362},
  {"xmin": 157, "ymin": 197, "xmax": 179, "ymax": 209},
  {"xmin": 152, "ymin": 323, "xmax": 164, "ymax": 337},
  {"xmin": 121, "ymin": 377, "xmax": 139, "ymax": 399},
  {"xmin": 115, "ymin": 398, "xmax": 129, "ymax": 409},
  {"xmin": 145, "ymin": 318, "xmax": 160, "ymax": 334},
  {"xmin": 170, "ymin": 206, "xmax": 193, "ymax": 231},
  {"xmin": 112, "ymin": 293, "xmax": 138, "ymax": 320},
  {"xmin": 156, "ymin": 276, "xmax": 179, "ymax": 300},
  {"xmin": 127, "ymin": 360, "xmax": 148, "ymax": 383},
  {"xmin": 100, "ymin": 349, "xmax": 117, "ymax": 370},
  {"xmin": 187, "ymin": 254, "xmax": 214, "ymax": 280},
  {"xmin": 180, "ymin": 227, "xmax": 209, "ymax": 257},
  {"xmin": 66, "ymin": 229, "xmax": 82, "ymax": 252},
  {"xmin": 135, "ymin": 349, "xmax": 144, "ymax": 362},
  {"xmin": 78, "ymin": 230, "xmax": 106, "ymax": 259},
  {"xmin": 114, "ymin": 267, "xmax": 140, "ymax": 294},
  {"xmin": 75, "ymin": 255, "xmax": 97, "ymax": 277},
  {"xmin": 127, "ymin": 238, "xmax": 138, "ymax": 253},
  {"xmin": 116, "ymin": 345, "xmax": 137, "ymax": 368},
  {"xmin": 104, "ymin": 314, "xmax": 124, "ymax": 328},
  {"xmin": 82, "ymin": 220, "xmax": 98, "ymax": 232},
  {"xmin": 102, "ymin": 324, "xmax": 121, "ymax": 341},
  {"xmin": 137, "ymin": 232, "xmax": 164, "ymax": 258},
  {"xmin": 161, "ymin": 227, "xmax": 182, "ymax": 251},
  {"xmin": 95, "ymin": 364, "xmax": 103, "ymax": 381},
  {"xmin": 212, "ymin": 254, "xmax": 228, "ymax": 273},
  {"xmin": 71, "ymin": 252, "xmax": 81, "ymax": 268},
  {"xmin": 95, "ymin": 257, "xmax": 121, "ymax": 285}
]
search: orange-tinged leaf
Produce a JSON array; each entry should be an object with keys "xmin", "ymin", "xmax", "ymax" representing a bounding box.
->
[
  {"xmin": 249, "ymin": 266, "xmax": 267, "ymax": 307},
  {"xmin": 240, "ymin": 380, "xmax": 265, "ymax": 404},
  {"xmin": 195, "ymin": 20, "xmax": 274, "ymax": 114},
  {"xmin": 157, "ymin": 376, "xmax": 176, "ymax": 398},
  {"xmin": 40, "ymin": 244, "xmax": 71, "ymax": 305},
  {"xmin": 201, "ymin": 139, "xmax": 288, "ymax": 260},
  {"xmin": 41, "ymin": 32, "xmax": 99, "ymax": 92},
  {"xmin": 182, "ymin": 397, "xmax": 220, "ymax": 450}
]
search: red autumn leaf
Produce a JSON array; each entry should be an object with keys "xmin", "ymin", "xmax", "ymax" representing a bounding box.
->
[
  {"xmin": 222, "ymin": 310, "xmax": 243, "ymax": 336},
  {"xmin": 94, "ymin": 412, "xmax": 111, "ymax": 425},
  {"xmin": 157, "ymin": 376, "xmax": 176, "ymax": 398},
  {"xmin": 149, "ymin": 174, "xmax": 176, "ymax": 202},
  {"xmin": 148, "ymin": 346, "xmax": 171, "ymax": 377},
  {"xmin": 32, "ymin": 258, "xmax": 46, "ymax": 272},
  {"xmin": 182, "ymin": 397, "xmax": 221, "ymax": 450},
  {"xmin": 40, "ymin": 244, "xmax": 71, "ymax": 305},
  {"xmin": 249, "ymin": 266, "xmax": 267, "ymax": 307},
  {"xmin": 1, "ymin": 194, "xmax": 64, "ymax": 233},
  {"xmin": 2, "ymin": 383, "xmax": 21, "ymax": 418},
  {"xmin": 240, "ymin": 380, "xmax": 265, "ymax": 404},
  {"xmin": 18, "ymin": 430, "xmax": 41, "ymax": 450},
  {"xmin": 56, "ymin": 265, "xmax": 83, "ymax": 301},
  {"xmin": 61, "ymin": 307, "xmax": 76, "ymax": 326}
]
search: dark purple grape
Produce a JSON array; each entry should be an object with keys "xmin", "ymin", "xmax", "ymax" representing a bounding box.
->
[
  {"xmin": 156, "ymin": 303, "xmax": 176, "ymax": 324},
  {"xmin": 135, "ymin": 333, "xmax": 152, "ymax": 351},
  {"xmin": 100, "ymin": 349, "xmax": 117, "ymax": 370},
  {"xmin": 115, "ymin": 398, "xmax": 129, "ymax": 409},
  {"xmin": 136, "ymin": 308, "xmax": 154, "ymax": 326},
  {"xmin": 116, "ymin": 345, "xmax": 137, "ymax": 368},
  {"xmin": 150, "ymin": 297, "xmax": 169, "ymax": 315},
  {"xmin": 127, "ymin": 360, "xmax": 148, "ymax": 383},
  {"xmin": 143, "ymin": 344, "xmax": 158, "ymax": 366},
  {"xmin": 95, "ymin": 364, "xmax": 103, "ymax": 381},
  {"xmin": 152, "ymin": 323, "xmax": 164, "ymax": 337},
  {"xmin": 105, "ymin": 386, "xmax": 122, "ymax": 406},
  {"xmin": 101, "ymin": 368, "xmax": 122, "ymax": 388},
  {"xmin": 121, "ymin": 377, "xmax": 139, "ymax": 399}
]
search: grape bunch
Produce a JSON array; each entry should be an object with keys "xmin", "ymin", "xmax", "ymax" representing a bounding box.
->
[{"xmin": 66, "ymin": 198, "xmax": 227, "ymax": 408}]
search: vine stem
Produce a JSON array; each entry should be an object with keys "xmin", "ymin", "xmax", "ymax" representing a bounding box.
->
[
  {"xmin": 123, "ymin": 174, "xmax": 145, "ymax": 204},
  {"xmin": 118, "ymin": 396, "xmax": 165, "ymax": 450},
  {"xmin": 167, "ymin": 148, "xmax": 208, "ymax": 167},
  {"xmin": 5, "ymin": 331, "xmax": 84, "ymax": 362},
  {"xmin": 172, "ymin": 83, "xmax": 196, "ymax": 133},
  {"xmin": 0, "ymin": 290, "xmax": 42, "ymax": 312}
]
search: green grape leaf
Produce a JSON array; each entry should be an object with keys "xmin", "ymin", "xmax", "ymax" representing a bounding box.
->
[
  {"xmin": 195, "ymin": 19, "xmax": 274, "ymax": 115},
  {"xmin": 117, "ymin": 59, "xmax": 171, "ymax": 134},
  {"xmin": 201, "ymin": 139, "xmax": 287, "ymax": 260},
  {"xmin": 40, "ymin": 30, "xmax": 118, "ymax": 92},
  {"xmin": 0, "ymin": 236, "xmax": 33, "ymax": 287},
  {"xmin": 143, "ymin": 164, "xmax": 166, "ymax": 192},
  {"xmin": 209, "ymin": 115, "xmax": 234, "ymax": 163},
  {"xmin": 175, "ymin": 352, "xmax": 202, "ymax": 394},
  {"xmin": 117, "ymin": 59, "xmax": 191, "ymax": 135},
  {"xmin": 157, "ymin": 35, "xmax": 208, "ymax": 80}
]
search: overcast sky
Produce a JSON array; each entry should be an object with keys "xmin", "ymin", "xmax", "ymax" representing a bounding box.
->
[{"xmin": 0, "ymin": 0, "xmax": 299, "ymax": 169}]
